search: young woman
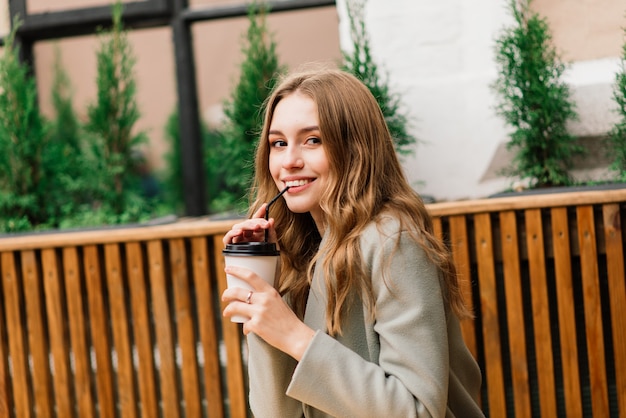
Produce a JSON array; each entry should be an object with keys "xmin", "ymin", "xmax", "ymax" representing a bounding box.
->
[{"xmin": 222, "ymin": 69, "xmax": 484, "ymax": 417}]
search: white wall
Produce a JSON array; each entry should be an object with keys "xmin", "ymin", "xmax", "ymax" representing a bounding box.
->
[{"xmin": 336, "ymin": 0, "xmax": 621, "ymax": 201}]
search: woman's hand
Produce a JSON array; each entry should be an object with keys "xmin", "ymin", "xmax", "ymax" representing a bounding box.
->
[
  {"xmin": 223, "ymin": 204, "xmax": 280, "ymax": 247},
  {"xmin": 221, "ymin": 265, "xmax": 315, "ymax": 361}
]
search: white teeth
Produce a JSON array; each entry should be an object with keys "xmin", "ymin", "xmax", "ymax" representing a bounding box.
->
[{"xmin": 285, "ymin": 179, "xmax": 310, "ymax": 187}]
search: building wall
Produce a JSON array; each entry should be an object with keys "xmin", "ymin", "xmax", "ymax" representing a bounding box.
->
[
  {"xmin": 533, "ymin": 0, "xmax": 623, "ymax": 62},
  {"xmin": 0, "ymin": 0, "xmax": 8, "ymax": 35},
  {"xmin": 28, "ymin": 0, "xmax": 115, "ymax": 13},
  {"xmin": 336, "ymin": 0, "xmax": 625, "ymax": 200}
]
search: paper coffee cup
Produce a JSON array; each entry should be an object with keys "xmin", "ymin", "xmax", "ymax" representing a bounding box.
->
[{"xmin": 223, "ymin": 242, "xmax": 280, "ymax": 323}]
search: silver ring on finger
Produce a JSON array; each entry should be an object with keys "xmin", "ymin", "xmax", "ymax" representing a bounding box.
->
[{"xmin": 246, "ymin": 291, "xmax": 253, "ymax": 304}]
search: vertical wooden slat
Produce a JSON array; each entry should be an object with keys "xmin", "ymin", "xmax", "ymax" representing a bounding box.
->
[
  {"xmin": 170, "ymin": 239, "xmax": 202, "ymax": 417},
  {"xmin": 104, "ymin": 244, "xmax": 138, "ymax": 418},
  {"xmin": 551, "ymin": 207, "xmax": 583, "ymax": 417},
  {"xmin": 525, "ymin": 209, "xmax": 557, "ymax": 417},
  {"xmin": 448, "ymin": 215, "xmax": 477, "ymax": 358},
  {"xmin": 83, "ymin": 245, "xmax": 116, "ymax": 418},
  {"xmin": 213, "ymin": 235, "xmax": 247, "ymax": 418},
  {"xmin": 499, "ymin": 211, "xmax": 531, "ymax": 418},
  {"xmin": 2, "ymin": 252, "xmax": 31, "ymax": 418},
  {"xmin": 473, "ymin": 213, "xmax": 506, "ymax": 417},
  {"xmin": 126, "ymin": 242, "xmax": 159, "ymax": 418},
  {"xmin": 602, "ymin": 203, "xmax": 626, "ymax": 417},
  {"xmin": 432, "ymin": 216, "xmax": 442, "ymax": 240},
  {"xmin": 148, "ymin": 240, "xmax": 181, "ymax": 418},
  {"xmin": 191, "ymin": 237, "xmax": 225, "ymax": 418},
  {"xmin": 63, "ymin": 247, "xmax": 96, "ymax": 418},
  {"xmin": 41, "ymin": 248, "xmax": 74, "ymax": 418},
  {"xmin": 21, "ymin": 250, "xmax": 53, "ymax": 417},
  {"xmin": 577, "ymin": 205, "xmax": 610, "ymax": 417},
  {"xmin": 0, "ymin": 260, "xmax": 12, "ymax": 417}
]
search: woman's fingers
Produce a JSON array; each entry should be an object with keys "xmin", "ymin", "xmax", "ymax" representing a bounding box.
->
[
  {"xmin": 223, "ymin": 218, "xmax": 269, "ymax": 245},
  {"xmin": 224, "ymin": 265, "xmax": 268, "ymax": 290},
  {"xmin": 222, "ymin": 204, "xmax": 277, "ymax": 246},
  {"xmin": 221, "ymin": 265, "xmax": 273, "ymax": 322},
  {"xmin": 221, "ymin": 285, "xmax": 256, "ymax": 305},
  {"xmin": 237, "ymin": 204, "xmax": 270, "ymax": 241}
]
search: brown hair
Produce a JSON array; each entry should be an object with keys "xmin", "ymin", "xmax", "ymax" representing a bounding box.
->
[{"xmin": 249, "ymin": 68, "xmax": 470, "ymax": 335}]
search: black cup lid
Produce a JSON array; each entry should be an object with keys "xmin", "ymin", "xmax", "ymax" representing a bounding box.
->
[{"xmin": 222, "ymin": 241, "xmax": 280, "ymax": 256}]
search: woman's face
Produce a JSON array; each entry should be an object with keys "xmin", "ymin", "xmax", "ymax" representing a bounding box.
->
[{"xmin": 268, "ymin": 91, "xmax": 329, "ymax": 229}]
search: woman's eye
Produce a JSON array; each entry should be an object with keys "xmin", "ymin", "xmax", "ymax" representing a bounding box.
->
[
  {"xmin": 270, "ymin": 139, "xmax": 287, "ymax": 147},
  {"xmin": 306, "ymin": 136, "xmax": 322, "ymax": 145}
]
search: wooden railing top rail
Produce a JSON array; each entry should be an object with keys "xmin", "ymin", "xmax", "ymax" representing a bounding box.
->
[
  {"xmin": 426, "ymin": 188, "xmax": 626, "ymax": 217},
  {"xmin": 0, "ymin": 188, "xmax": 623, "ymax": 252},
  {"xmin": 0, "ymin": 217, "xmax": 240, "ymax": 251}
]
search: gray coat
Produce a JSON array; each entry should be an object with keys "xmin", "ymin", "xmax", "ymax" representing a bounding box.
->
[{"xmin": 247, "ymin": 217, "xmax": 485, "ymax": 418}]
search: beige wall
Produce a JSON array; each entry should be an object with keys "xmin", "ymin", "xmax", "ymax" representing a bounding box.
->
[
  {"xmin": 28, "ymin": 0, "xmax": 137, "ymax": 14},
  {"xmin": 0, "ymin": 0, "xmax": 9, "ymax": 36},
  {"xmin": 533, "ymin": 0, "xmax": 624, "ymax": 61},
  {"xmin": 190, "ymin": 0, "xmax": 245, "ymax": 7},
  {"xmin": 32, "ymin": 4, "xmax": 341, "ymax": 172}
]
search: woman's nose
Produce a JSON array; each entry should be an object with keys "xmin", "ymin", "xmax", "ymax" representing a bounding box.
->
[{"xmin": 283, "ymin": 146, "xmax": 304, "ymax": 169}]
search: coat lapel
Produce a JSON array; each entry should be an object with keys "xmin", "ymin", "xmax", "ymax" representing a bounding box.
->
[{"xmin": 304, "ymin": 262, "xmax": 328, "ymax": 332}]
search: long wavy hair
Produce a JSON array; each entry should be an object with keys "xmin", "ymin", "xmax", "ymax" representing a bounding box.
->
[{"xmin": 249, "ymin": 69, "xmax": 470, "ymax": 335}]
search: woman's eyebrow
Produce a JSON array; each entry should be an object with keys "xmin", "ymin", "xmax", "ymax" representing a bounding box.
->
[{"xmin": 268, "ymin": 126, "xmax": 320, "ymax": 136}]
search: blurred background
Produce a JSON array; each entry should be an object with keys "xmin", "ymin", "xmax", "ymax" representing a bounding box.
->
[{"xmin": 0, "ymin": 0, "xmax": 624, "ymax": 212}]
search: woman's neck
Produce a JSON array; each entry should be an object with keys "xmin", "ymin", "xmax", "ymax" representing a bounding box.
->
[{"xmin": 309, "ymin": 208, "xmax": 326, "ymax": 235}]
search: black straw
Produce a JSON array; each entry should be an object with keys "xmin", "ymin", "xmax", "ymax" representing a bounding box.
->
[{"xmin": 264, "ymin": 186, "xmax": 290, "ymax": 242}]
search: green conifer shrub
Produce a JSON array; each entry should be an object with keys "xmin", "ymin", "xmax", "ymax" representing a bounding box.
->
[
  {"xmin": 46, "ymin": 46, "xmax": 93, "ymax": 227},
  {"xmin": 607, "ymin": 28, "xmax": 626, "ymax": 182},
  {"xmin": 0, "ymin": 18, "xmax": 52, "ymax": 232},
  {"xmin": 162, "ymin": 110, "xmax": 186, "ymax": 214},
  {"xmin": 204, "ymin": 126, "xmax": 233, "ymax": 214},
  {"xmin": 492, "ymin": 0, "xmax": 583, "ymax": 188},
  {"xmin": 218, "ymin": 2, "xmax": 286, "ymax": 211},
  {"xmin": 341, "ymin": 0, "xmax": 416, "ymax": 156},
  {"xmin": 83, "ymin": 0, "xmax": 151, "ymax": 223},
  {"xmin": 162, "ymin": 109, "xmax": 226, "ymax": 214}
]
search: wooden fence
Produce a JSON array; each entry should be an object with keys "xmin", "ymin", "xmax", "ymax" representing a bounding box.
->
[
  {"xmin": 430, "ymin": 188, "xmax": 626, "ymax": 418},
  {"xmin": 0, "ymin": 188, "xmax": 624, "ymax": 417}
]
